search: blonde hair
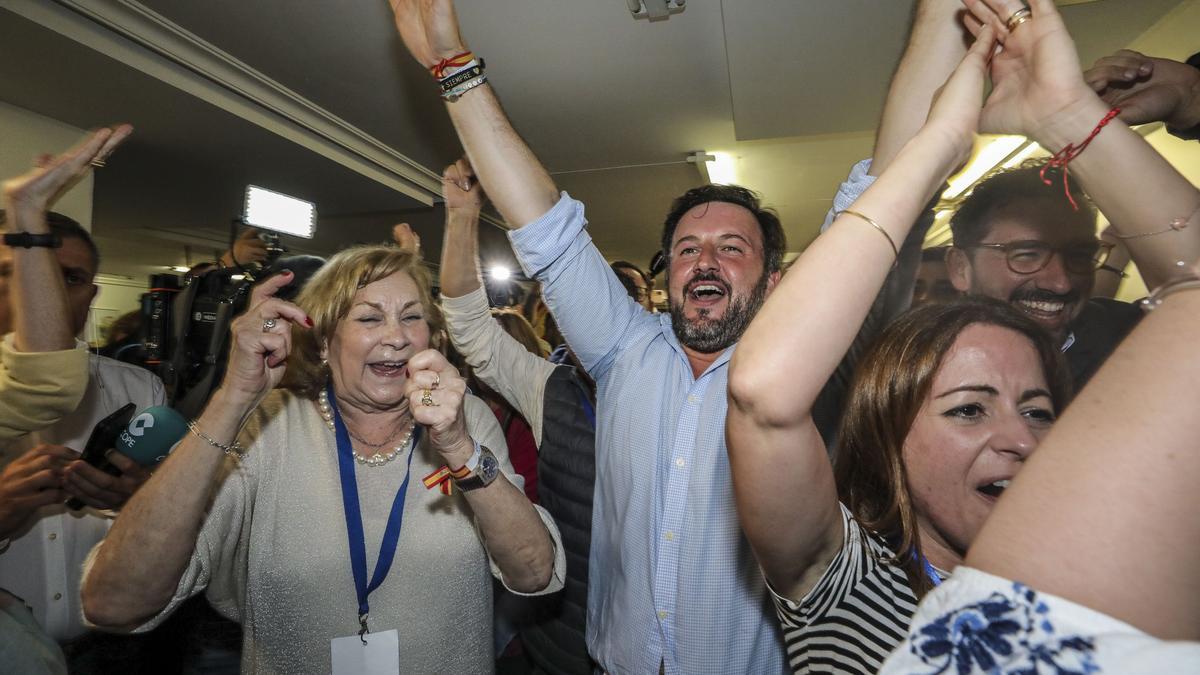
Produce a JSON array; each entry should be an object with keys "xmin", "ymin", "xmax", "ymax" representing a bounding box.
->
[{"xmin": 284, "ymin": 244, "xmax": 444, "ymax": 397}]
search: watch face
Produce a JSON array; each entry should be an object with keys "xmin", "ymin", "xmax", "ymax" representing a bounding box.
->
[{"xmin": 480, "ymin": 454, "xmax": 500, "ymax": 482}]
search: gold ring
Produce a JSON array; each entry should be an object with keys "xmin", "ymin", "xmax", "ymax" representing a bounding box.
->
[
  {"xmin": 90, "ymin": 158, "xmax": 106, "ymax": 168},
  {"xmin": 1005, "ymin": 7, "xmax": 1032, "ymax": 32},
  {"xmin": 421, "ymin": 389, "xmax": 435, "ymax": 406}
]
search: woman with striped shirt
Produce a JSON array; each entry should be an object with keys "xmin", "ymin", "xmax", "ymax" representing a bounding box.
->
[{"xmin": 725, "ymin": 19, "xmax": 1072, "ymax": 675}]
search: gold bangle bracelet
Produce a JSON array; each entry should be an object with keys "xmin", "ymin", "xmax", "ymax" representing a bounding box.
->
[{"xmin": 840, "ymin": 209, "xmax": 899, "ymax": 263}]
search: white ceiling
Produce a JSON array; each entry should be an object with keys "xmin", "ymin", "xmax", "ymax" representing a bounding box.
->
[{"xmin": 0, "ymin": 0, "xmax": 1190, "ymax": 281}]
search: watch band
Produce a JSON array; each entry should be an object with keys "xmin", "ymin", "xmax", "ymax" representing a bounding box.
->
[
  {"xmin": 2, "ymin": 232, "xmax": 61, "ymax": 249},
  {"xmin": 453, "ymin": 444, "xmax": 499, "ymax": 492}
]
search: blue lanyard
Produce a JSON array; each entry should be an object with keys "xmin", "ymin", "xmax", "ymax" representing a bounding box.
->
[
  {"xmin": 577, "ymin": 387, "xmax": 596, "ymax": 431},
  {"xmin": 918, "ymin": 554, "xmax": 942, "ymax": 588},
  {"xmin": 327, "ymin": 383, "xmax": 422, "ymax": 638}
]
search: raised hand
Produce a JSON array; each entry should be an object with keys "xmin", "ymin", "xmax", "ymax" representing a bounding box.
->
[
  {"xmin": 0, "ymin": 445, "xmax": 73, "ymax": 538},
  {"xmin": 442, "ymin": 158, "xmax": 481, "ymax": 211},
  {"xmin": 1084, "ymin": 50, "xmax": 1200, "ymax": 129},
  {"xmin": 221, "ymin": 228, "xmax": 269, "ymax": 268},
  {"xmin": 389, "ymin": 0, "xmax": 469, "ymax": 69},
  {"xmin": 922, "ymin": 24, "xmax": 997, "ymax": 171},
  {"xmin": 2, "ymin": 125, "xmax": 132, "ymax": 228},
  {"xmin": 403, "ymin": 348, "xmax": 473, "ymax": 465},
  {"xmin": 392, "ymin": 223, "xmax": 423, "ymax": 256},
  {"xmin": 220, "ymin": 271, "xmax": 312, "ymax": 407},
  {"xmin": 961, "ymin": 0, "xmax": 1096, "ymax": 137}
]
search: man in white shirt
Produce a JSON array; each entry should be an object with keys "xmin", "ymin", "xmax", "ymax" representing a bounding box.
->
[{"xmin": 0, "ymin": 213, "xmax": 163, "ymax": 655}]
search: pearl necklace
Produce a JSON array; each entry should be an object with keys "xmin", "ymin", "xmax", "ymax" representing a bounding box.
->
[{"xmin": 318, "ymin": 390, "xmax": 416, "ymax": 467}]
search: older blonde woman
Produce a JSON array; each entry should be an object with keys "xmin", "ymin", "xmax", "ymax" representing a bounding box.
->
[{"xmin": 81, "ymin": 245, "xmax": 564, "ymax": 674}]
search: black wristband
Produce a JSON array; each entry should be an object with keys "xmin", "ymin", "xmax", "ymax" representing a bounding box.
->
[
  {"xmin": 440, "ymin": 65, "xmax": 484, "ymax": 92},
  {"xmin": 2, "ymin": 232, "xmax": 61, "ymax": 249}
]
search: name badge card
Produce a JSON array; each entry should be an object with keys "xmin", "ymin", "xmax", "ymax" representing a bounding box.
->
[{"xmin": 331, "ymin": 630, "xmax": 399, "ymax": 675}]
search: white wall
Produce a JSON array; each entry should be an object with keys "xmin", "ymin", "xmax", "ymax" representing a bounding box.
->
[{"xmin": 0, "ymin": 100, "xmax": 93, "ymax": 227}]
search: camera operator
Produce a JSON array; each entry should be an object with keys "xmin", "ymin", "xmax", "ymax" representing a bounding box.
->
[{"xmin": 0, "ymin": 126, "xmax": 168, "ymax": 673}]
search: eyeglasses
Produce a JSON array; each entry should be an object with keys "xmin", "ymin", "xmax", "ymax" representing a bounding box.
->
[{"xmin": 973, "ymin": 240, "xmax": 1113, "ymax": 276}]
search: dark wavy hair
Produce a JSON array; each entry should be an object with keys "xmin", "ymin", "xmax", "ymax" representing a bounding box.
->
[
  {"xmin": 832, "ymin": 296, "xmax": 1071, "ymax": 597},
  {"xmin": 660, "ymin": 184, "xmax": 786, "ymax": 275},
  {"xmin": 950, "ymin": 162, "xmax": 1095, "ymax": 252}
]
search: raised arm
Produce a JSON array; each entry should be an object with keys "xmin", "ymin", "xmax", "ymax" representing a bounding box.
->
[
  {"xmin": 84, "ymin": 273, "xmax": 310, "ymax": 628},
  {"xmin": 1083, "ymin": 49, "xmax": 1200, "ymax": 134},
  {"xmin": 438, "ymin": 159, "xmax": 556, "ymax": 440},
  {"xmin": 958, "ymin": 0, "xmax": 1200, "ymax": 640},
  {"xmin": 390, "ymin": 0, "xmax": 557, "ymax": 228},
  {"xmin": 872, "ymin": 0, "xmax": 970, "ymax": 174},
  {"xmin": 727, "ymin": 30, "xmax": 994, "ymax": 600},
  {"xmin": 3, "ymin": 126, "xmax": 129, "ymax": 352},
  {"xmin": 966, "ymin": 0, "xmax": 1200, "ymax": 289}
]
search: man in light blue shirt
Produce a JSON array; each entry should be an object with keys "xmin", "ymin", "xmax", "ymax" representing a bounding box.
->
[{"xmin": 389, "ymin": 4, "xmax": 789, "ymax": 671}]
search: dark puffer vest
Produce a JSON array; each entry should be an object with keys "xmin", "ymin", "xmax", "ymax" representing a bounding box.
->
[{"xmin": 518, "ymin": 366, "xmax": 596, "ymax": 675}]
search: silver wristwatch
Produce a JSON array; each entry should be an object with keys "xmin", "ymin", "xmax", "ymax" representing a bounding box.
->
[{"xmin": 453, "ymin": 444, "xmax": 500, "ymax": 492}]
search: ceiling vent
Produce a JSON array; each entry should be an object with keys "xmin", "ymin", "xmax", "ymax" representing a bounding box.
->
[{"xmin": 626, "ymin": 0, "xmax": 686, "ymax": 21}]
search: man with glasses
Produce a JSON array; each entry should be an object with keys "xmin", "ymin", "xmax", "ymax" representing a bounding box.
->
[
  {"xmin": 822, "ymin": 0, "xmax": 1197, "ymax": 393},
  {"xmin": 943, "ymin": 164, "xmax": 1144, "ymax": 389}
]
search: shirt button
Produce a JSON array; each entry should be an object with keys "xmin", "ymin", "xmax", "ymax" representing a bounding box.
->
[
  {"xmin": 658, "ymin": 610, "xmax": 668, "ymax": 620},
  {"xmin": 687, "ymin": 395, "xmax": 698, "ymax": 404},
  {"xmin": 675, "ymin": 458, "xmax": 685, "ymax": 468},
  {"xmin": 48, "ymin": 533, "xmax": 57, "ymax": 541},
  {"xmin": 53, "ymin": 593, "xmax": 62, "ymax": 601},
  {"xmin": 664, "ymin": 531, "xmax": 674, "ymax": 542}
]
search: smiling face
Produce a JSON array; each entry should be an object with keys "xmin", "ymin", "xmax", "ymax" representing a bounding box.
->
[
  {"xmin": 323, "ymin": 271, "xmax": 430, "ymax": 413},
  {"xmin": 949, "ymin": 204, "xmax": 1097, "ymax": 342},
  {"xmin": 902, "ymin": 323, "xmax": 1056, "ymax": 559},
  {"xmin": 666, "ymin": 201, "xmax": 778, "ymax": 354}
]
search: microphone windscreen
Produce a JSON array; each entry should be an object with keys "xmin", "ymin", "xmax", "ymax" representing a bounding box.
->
[{"xmin": 114, "ymin": 406, "xmax": 188, "ymax": 467}]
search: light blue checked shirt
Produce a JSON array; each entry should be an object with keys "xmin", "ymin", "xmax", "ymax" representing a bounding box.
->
[{"xmin": 509, "ymin": 194, "xmax": 788, "ymax": 675}]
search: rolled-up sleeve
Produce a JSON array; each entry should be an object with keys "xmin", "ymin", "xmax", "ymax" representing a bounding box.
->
[
  {"xmin": 820, "ymin": 158, "xmax": 876, "ymax": 232},
  {"xmin": 0, "ymin": 335, "xmax": 88, "ymax": 442},
  {"xmin": 509, "ymin": 192, "xmax": 651, "ymax": 380}
]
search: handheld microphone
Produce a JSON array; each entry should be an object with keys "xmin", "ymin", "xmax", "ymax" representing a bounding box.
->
[
  {"xmin": 66, "ymin": 405, "xmax": 188, "ymax": 510},
  {"xmin": 112, "ymin": 406, "xmax": 188, "ymax": 467}
]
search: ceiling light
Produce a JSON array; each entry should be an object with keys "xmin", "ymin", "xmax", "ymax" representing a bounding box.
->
[
  {"xmin": 489, "ymin": 265, "xmax": 512, "ymax": 281},
  {"xmin": 942, "ymin": 136, "xmax": 1028, "ymax": 200},
  {"xmin": 687, "ymin": 151, "xmax": 738, "ymax": 186},
  {"xmin": 169, "ymin": 265, "xmax": 191, "ymax": 273},
  {"xmin": 626, "ymin": 0, "xmax": 685, "ymax": 21}
]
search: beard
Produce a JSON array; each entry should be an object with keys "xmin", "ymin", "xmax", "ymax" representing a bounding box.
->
[{"xmin": 670, "ymin": 270, "xmax": 770, "ymax": 353}]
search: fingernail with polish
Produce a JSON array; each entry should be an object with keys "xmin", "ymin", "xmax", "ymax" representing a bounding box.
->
[{"xmin": 305, "ymin": 316, "xmax": 314, "ymax": 327}]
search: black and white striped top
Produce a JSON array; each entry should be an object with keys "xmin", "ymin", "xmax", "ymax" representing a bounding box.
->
[{"xmin": 770, "ymin": 504, "xmax": 943, "ymax": 674}]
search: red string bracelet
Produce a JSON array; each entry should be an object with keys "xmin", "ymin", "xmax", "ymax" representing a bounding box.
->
[
  {"xmin": 1039, "ymin": 108, "xmax": 1120, "ymax": 211},
  {"xmin": 430, "ymin": 51, "xmax": 474, "ymax": 79}
]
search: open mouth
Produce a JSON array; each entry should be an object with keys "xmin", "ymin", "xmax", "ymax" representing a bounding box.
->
[
  {"xmin": 367, "ymin": 360, "xmax": 407, "ymax": 378},
  {"xmin": 687, "ymin": 281, "xmax": 728, "ymax": 304},
  {"xmin": 976, "ymin": 478, "xmax": 1011, "ymax": 500}
]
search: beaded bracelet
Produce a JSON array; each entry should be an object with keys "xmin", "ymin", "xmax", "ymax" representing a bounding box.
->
[
  {"xmin": 187, "ymin": 420, "xmax": 247, "ymax": 460},
  {"xmin": 443, "ymin": 75, "xmax": 488, "ymax": 102},
  {"xmin": 1141, "ymin": 264, "xmax": 1200, "ymax": 311}
]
